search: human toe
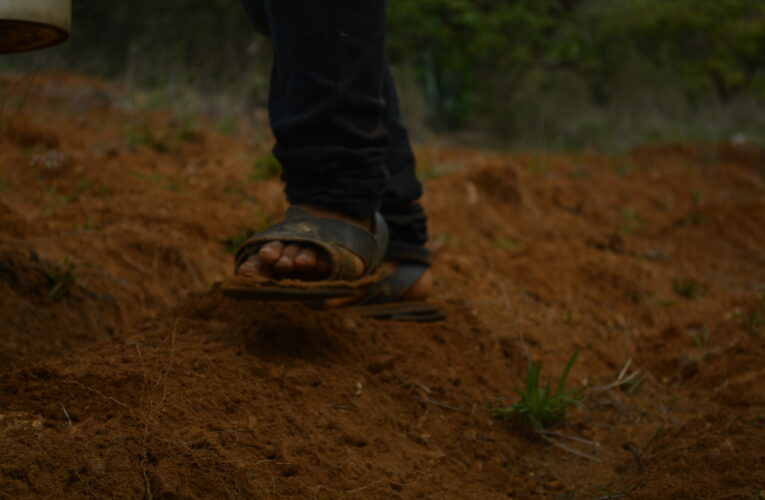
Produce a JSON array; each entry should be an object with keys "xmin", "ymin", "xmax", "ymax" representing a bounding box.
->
[
  {"xmin": 294, "ymin": 247, "xmax": 319, "ymax": 273},
  {"xmin": 274, "ymin": 244, "xmax": 301, "ymax": 274},
  {"xmin": 237, "ymin": 256, "xmax": 263, "ymax": 277},
  {"xmin": 258, "ymin": 241, "xmax": 285, "ymax": 264}
]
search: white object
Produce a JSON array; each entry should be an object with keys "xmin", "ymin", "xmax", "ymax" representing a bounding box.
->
[{"xmin": 0, "ymin": 0, "xmax": 71, "ymax": 53}]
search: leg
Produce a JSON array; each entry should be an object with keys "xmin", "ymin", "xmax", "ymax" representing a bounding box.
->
[
  {"xmin": 239, "ymin": 0, "xmax": 390, "ymax": 280},
  {"xmin": 240, "ymin": 0, "xmax": 269, "ymax": 35},
  {"xmin": 237, "ymin": 1, "xmax": 433, "ymax": 307},
  {"xmin": 266, "ymin": 0, "xmax": 389, "ymax": 219},
  {"xmin": 325, "ymin": 67, "xmax": 433, "ymax": 307},
  {"xmin": 380, "ymin": 64, "xmax": 430, "ymax": 265}
]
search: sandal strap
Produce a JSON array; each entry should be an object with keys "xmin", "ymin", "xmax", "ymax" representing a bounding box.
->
[
  {"xmin": 356, "ymin": 262, "xmax": 428, "ymax": 305},
  {"xmin": 234, "ymin": 208, "xmax": 388, "ymax": 281}
]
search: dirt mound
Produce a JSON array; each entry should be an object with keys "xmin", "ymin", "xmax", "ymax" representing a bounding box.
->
[{"xmin": 1, "ymin": 73, "xmax": 764, "ymax": 498}]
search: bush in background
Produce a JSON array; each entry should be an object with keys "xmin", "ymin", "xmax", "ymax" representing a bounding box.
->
[{"xmin": 2, "ymin": 0, "xmax": 764, "ymax": 150}]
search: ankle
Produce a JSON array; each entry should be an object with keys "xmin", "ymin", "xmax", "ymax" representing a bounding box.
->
[{"xmin": 297, "ymin": 204, "xmax": 373, "ymax": 231}]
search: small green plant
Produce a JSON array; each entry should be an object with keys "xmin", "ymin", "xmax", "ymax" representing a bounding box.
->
[
  {"xmin": 681, "ymin": 211, "xmax": 706, "ymax": 226},
  {"xmin": 563, "ymin": 309, "xmax": 574, "ymax": 325},
  {"xmin": 221, "ymin": 228, "xmax": 256, "ymax": 255},
  {"xmin": 128, "ymin": 170, "xmax": 181, "ymax": 192},
  {"xmin": 436, "ymin": 233, "xmax": 464, "ymax": 248},
  {"xmin": 253, "ymin": 209, "xmax": 273, "ymax": 233},
  {"xmin": 673, "ymin": 279, "xmax": 705, "ymax": 299},
  {"xmin": 611, "ymin": 158, "xmax": 636, "ymax": 177},
  {"xmin": 248, "ymin": 154, "xmax": 282, "ymax": 181},
  {"xmin": 646, "ymin": 292, "xmax": 674, "ymax": 307},
  {"xmin": 691, "ymin": 191, "xmax": 704, "ymax": 206},
  {"xmin": 163, "ymin": 176, "xmax": 181, "ymax": 192},
  {"xmin": 93, "ymin": 183, "xmax": 113, "ymax": 198},
  {"xmin": 176, "ymin": 116, "xmax": 199, "ymax": 142},
  {"xmin": 41, "ymin": 182, "xmax": 70, "ymax": 214},
  {"xmin": 619, "ymin": 208, "xmax": 644, "ymax": 234},
  {"xmin": 495, "ymin": 236, "xmax": 524, "ymax": 251},
  {"xmin": 124, "ymin": 121, "xmax": 171, "ymax": 152},
  {"xmin": 568, "ymin": 165, "xmax": 590, "ymax": 180},
  {"xmin": 215, "ymin": 116, "xmax": 237, "ymax": 136},
  {"xmin": 526, "ymin": 153, "xmax": 550, "ymax": 177},
  {"xmin": 45, "ymin": 257, "xmax": 76, "ymax": 300},
  {"xmin": 686, "ymin": 326, "xmax": 711, "ymax": 348},
  {"xmin": 128, "ymin": 169, "xmax": 150, "ymax": 180},
  {"xmin": 416, "ymin": 164, "xmax": 448, "ymax": 180},
  {"xmin": 621, "ymin": 376, "xmax": 644, "ymax": 395},
  {"xmin": 745, "ymin": 302, "xmax": 765, "ymax": 337},
  {"xmin": 735, "ymin": 297, "xmax": 765, "ymax": 337},
  {"xmin": 642, "ymin": 425, "xmax": 664, "ymax": 453},
  {"xmin": 597, "ymin": 489, "xmax": 625, "ymax": 499},
  {"xmin": 73, "ymin": 216, "xmax": 96, "ymax": 232},
  {"xmin": 493, "ymin": 350, "xmax": 584, "ymax": 430},
  {"xmin": 69, "ymin": 178, "xmax": 92, "ymax": 202}
]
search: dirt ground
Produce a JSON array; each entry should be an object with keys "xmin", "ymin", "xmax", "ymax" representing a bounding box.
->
[{"xmin": 1, "ymin": 73, "xmax": 764, "ymax": 499}]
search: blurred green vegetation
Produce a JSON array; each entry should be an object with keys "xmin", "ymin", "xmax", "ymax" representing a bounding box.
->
[
  {"xmin": 388, "ymin": 0, "xmax": 765, "ymax": 147},
  {"xmin": 2, "ymin": 0, "xmax": 764, "ymax": 149}
]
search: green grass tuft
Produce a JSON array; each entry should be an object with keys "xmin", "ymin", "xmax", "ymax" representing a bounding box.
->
[
  {"xmin": 611, "ymin": 158, "xmax": 637, "ymax": 177},
  {"xmin": 495, "ymin": 236, "xmax": 524, "ymax": 251},
  {"xmin": 248, "ymin": 154, "xmax": 282, "ymax": 181},
  {"xmin": 128, "ymin": 170, "xmax": 182, "ymax": 192},
  {"xmin": 176, "ymin": 116, "xmax": 200, "ymax": 142},
  {"xmin": 45, "ymin": 257, "xmax": 76, "ymax": 300},
  {"xmin": 416, "ymin": 164, "xmax": 449, "ymax": 180},
  {"xmin": 745, "ymin": 300, "xmax": 765, "ymax": 337},
  {"xmin": 493, "ymin": 350, "xmax": 584, "ymax": 430},
  {"xmin": 221, "ymin": 228, "xmax": 256, "ymax": 255},
  {"xmin": 686, "ymin": 326, "xmax": 711, "ymax": 348},
  {"xmin": 619, "ymin": 208, "xmax": 644, "ymax": 234},
  {"xmin": 673, "ymin": 279, "xmax": 706, "ymax": 300},
  {"xmin": 124, "ymin": 121, "xmax": 171, "ymax": 153}
]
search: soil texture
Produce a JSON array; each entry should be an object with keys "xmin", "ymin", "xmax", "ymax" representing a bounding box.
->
[{"xmin": 1, "ymin": 73, "xmax": 764, "ymax": 499}]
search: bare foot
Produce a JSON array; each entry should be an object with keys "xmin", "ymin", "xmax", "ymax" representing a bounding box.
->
[{"xmin": 236, "ymin": 204, "xmax": 370, "ymax": 281}]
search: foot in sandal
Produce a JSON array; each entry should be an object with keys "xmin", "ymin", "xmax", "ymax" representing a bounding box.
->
[
  {"xmin": 224, "ymin": 205, "xmax": 389, "ymax": 300},
  {"xmin": 236, "ymin": 204, "xmax": 370, "ymax": 282},
  {"xmin": 236, "ymin": 205, "xmax": 432, "ymax": 302}
]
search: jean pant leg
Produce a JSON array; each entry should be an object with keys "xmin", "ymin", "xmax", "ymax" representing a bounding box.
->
[
  {"xmin": 380, "ymin": 65, "xmax": 431, "ymax": 264},
  {"xmin": 241, "ymin": 0, "xmax": 270, "ymax": 35},
  {"xmin": 241, "ymin": 0, "xmax": 429, "ymax": 260},
  {"xmin": 255, "ymin": 0, "xmax": 390, "ymax": 219}
]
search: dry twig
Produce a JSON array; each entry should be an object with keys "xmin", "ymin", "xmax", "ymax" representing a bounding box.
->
[
  {"xmin": 60, "ymin": 404, "xmax": 72, "ymax": 428},
  {"xmin": 593, "ymin": 359, "xmax": 641, "ymax": 392},
  {"xmin": 414, "ymin": 396, "xmax": 462, "ymax": 413},
  {"xmin": 538, "ymin": 434, "xmax": 601, "ymax": 462},
  {"xmin": 535, "ymin": 429, "xmax": 600, "ymax": 448},
  {"xmin": 623, "ymin": 441, "xmax": 645, "ymax": 472},
  {"xmin": 489, "ymin": 260, "xmax": 532, "ymax": 362}
]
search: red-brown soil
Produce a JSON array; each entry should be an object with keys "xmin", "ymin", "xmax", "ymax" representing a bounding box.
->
[{"xmin": 1, "ymin": 73, "xmax": 764, "ymax": 499}]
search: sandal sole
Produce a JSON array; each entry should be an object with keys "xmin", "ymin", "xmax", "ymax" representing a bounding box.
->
[{"xmin": 352, "ymin": 302, "xmax": 446, "ymax": 322}]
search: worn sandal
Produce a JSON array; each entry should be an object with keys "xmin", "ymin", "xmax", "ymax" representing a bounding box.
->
[
  {"xmin": 349, "ymin": 262, "xmax": 445, "ymax": 322},
  {"xmin": 222, "ymin": 206, "xmax": 388, "ymax": 300},
  {"xmin": 304, "ymin": 262, "xmax": 445, "ymax": 322}
]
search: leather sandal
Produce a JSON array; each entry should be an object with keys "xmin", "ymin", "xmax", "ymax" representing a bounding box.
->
[
  {"xmin": 348, "ymin": 262, "xmax": 445, "ymax": 322},
  {"xmin": 222, "ymin": 206, "xmax": 388, "ymax": 300}
]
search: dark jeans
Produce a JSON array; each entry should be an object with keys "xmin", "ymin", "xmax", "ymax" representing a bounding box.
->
[{"xmin": 241, "ymin": 0, "xmax": 430, "ymax": 264}]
